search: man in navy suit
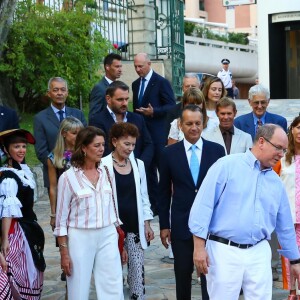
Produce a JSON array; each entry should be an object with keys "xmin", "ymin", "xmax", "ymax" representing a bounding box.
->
[
  {"xmin": 89, "ymin": 80, "xmax": 153, "ymax": 168},
  {"xmin": 234, "ymin": 84, "xmax": 287, "ymax": 140},
  {"xmin": 158, "ymin": 105, "xmax": 225, "ymax": 300},
  {"xmin": 88, "ymin": 53, "xmax": 122, "ymax": 124},
  {"xmin": 0, "ymin": 105, "xmax": 19, "ymax": 131},
  {"xmin": 34, "ymin": 77, "xmax": 87, "ymax": 188},
  {"xmin": 132, "ymin": 53, "xmax": 176, "ymax": 214}
]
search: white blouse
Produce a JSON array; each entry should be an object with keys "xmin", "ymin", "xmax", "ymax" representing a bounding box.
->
[
  {"xmin": 0, "ymin": 165, "xmax": 36, "ymax": 218},
  {"xmin": 54, "ymin": 164, "xmax": 119, "ymax": 237}
]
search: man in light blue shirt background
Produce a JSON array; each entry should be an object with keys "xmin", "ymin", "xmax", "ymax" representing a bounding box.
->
[{"xmin": 189, "ymin": 124, "xmax": 300, "ymax": 300}]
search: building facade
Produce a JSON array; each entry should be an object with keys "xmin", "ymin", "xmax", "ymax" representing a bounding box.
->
[{"xmin": 258, "ymin": 0, "xmax": 300, "ymax": 99}]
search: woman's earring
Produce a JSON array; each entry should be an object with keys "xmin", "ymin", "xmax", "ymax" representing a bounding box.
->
[{"xmin": 83, "ymin": 151, "xmax": 86, "ymax": 157}]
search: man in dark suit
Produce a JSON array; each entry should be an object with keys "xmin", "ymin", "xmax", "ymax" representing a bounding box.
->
[
  {"xmin": 234, "ymin": 84, "xmax": 287, "ymax": 140},
  {"xmin": 34, "ymin": 77, "xmax": 87, "ymax": 188},
  {"xmin": 165, "ymin": 73, "xmax": 201, "ymax": 139},
  {"xmin": 132, "ymin": 53, "xmax": 176, "ymax": 214},
  {"xmin": 89, "ymin": 80, "xmax": 153, "ymax": 168},
  {"xmin": 88, "ymin": 53, "xmax": 122, "ymax": 124},
  {"xmin": 0, "ymin": 105, "xmax": 19, "ymax": 131},
  {"xmin": 159, "ymin": 105, "xmax": 225, "ymax": 300}
]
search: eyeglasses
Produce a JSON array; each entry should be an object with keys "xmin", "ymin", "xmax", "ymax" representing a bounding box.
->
[
  {"xmin": 263, "ymin": 137, "xmax": 287, "ymax": 154},
  {"xmin": 252, "ymin": 100, "xmax": 269, "ymax": 106}
]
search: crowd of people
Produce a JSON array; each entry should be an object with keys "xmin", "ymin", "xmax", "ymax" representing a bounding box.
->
[{"xmin": 0, "ymin": 51, "xmax": 299, "ymax": 300}]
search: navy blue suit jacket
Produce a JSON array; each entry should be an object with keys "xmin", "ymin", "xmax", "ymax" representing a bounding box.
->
[
  {"xmin": 234, "ymin": 111, "xmax": 287, "ymax": 140},
  {"xmin": 0, "ymin": 106, "xmax": 19, "ymax": 131},
  {"xmin": 89, "ymin": 107, "xmax": 154, "ymax": 169},
  {"xmin": 158, "ymin": 138, "xmax": 225, "ymax": 240},
  {"xmin": 132, "ymin": 71, "xmax": 176, "ymax": 145},
  {"xmin": 34, "ymin": 106, "xmax": 87, "ymax": 187},
  {"xmin": 88, "ymin": 77, "xmax": 109, "ymax": 124}
]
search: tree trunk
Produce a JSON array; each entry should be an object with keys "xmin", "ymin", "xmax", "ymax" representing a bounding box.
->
[{"xmin": 0, "ymin": 0, "xmax": 18, "ymax": 108}]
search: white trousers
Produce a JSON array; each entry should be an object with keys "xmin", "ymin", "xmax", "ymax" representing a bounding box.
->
[
  {"xmin": 206, "ymin": 239, "xmax": 272, "ymax": 300},
  {"xmin": 67, "ymin": 225, "xmax": 124, "ymax": 300}
]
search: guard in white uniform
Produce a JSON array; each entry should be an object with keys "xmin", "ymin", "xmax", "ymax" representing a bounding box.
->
[{"xmin": 217, "ymin": 58, "xmax": 233, "ymax": 98}]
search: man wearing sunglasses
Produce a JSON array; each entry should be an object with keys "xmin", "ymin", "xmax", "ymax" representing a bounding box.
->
[{"xmin": 234, "ymin": 84, "xmax": 287, "ymax": 140}]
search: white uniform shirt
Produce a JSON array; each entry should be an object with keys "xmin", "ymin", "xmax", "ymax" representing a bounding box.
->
[{"xmin": 217, "ymin": 68, "xmax": 232, "ymax": 88}]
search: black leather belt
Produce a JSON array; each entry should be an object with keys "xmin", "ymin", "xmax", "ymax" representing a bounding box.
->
[{"xmin": 208, "ymin": 234, "xmax": 256, "ymax": 249}]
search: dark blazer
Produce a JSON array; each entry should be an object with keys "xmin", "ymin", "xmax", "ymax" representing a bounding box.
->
[
  {"xmin": 158, "ymin": 138, "xmax": 225, "ymax": 240},
  {"xmin": 0, "ymin": 106, "xmax": 19, "ymax": 131},
  {"xmin": 88, "ymin": 77, "xmax": 109, "ymax": 124},
  {"xmin": 234, "ymin": 111, "xmax": 287, "ymax": 140},
  {"xmin": 33, "ymin": 106, "xmax": 87, "ymax": 187},
  {"xmin": 89, "ymin": 107, "xmax": 154, "ymax": 168},
  {"xmin": 132, "ymin": 71, "xmax": 176, "ymax": 145}
]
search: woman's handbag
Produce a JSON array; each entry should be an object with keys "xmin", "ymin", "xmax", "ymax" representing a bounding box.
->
[{"xmin": 104, "ymin": 166, "xmax": 125, "ymax": 255}]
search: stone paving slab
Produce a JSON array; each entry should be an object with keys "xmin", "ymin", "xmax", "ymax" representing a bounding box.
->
[{"xmin": 35, "ymin": 196, "xmax": 289, "ymax": 300}]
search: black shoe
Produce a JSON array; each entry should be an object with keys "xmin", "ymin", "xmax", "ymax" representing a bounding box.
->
[{"xmin": 61, "ymin": 271, "xmax": 66, "ymax": 281}]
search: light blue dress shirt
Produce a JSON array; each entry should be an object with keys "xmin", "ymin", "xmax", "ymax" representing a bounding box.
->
[{"xmin": 189, "ymin": 150, "xmax": 300, "ymax": 260}]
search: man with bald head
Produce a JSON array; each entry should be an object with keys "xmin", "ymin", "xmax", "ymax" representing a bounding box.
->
[
  {"xmin": 189, "ymin": 124, "xmax": 300, "ymax": 299},
  {"xmin": 132, "ymin": 53, "xmax": 176, "ymax": 214}
]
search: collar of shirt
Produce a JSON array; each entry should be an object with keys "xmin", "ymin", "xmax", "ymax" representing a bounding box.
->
[
  {"xmin": 106, "ymin": 105, "xmax": 128, "ymax": 123},
  {"xmin": 220, "ymin": 126, "xmax": 234, "ymax": 135},
  {"xmin": 252, "ymin": 112, "xmax": 266, "ymax": 126},
  {"xmin": 144, "ymin": 69, "xmax": 153, "ymax": 82},
  {"xmin": 140, "ymin": 69, "xmax": 153, "ymax": 92},
  {"xmin": 51, "ymin": 104, "xmax": 65, "ymax": 118},
  {"xmin": 245, "ymin": 149, "xmax": 272, "ymax": 172},
  {"xmin": 184, "ymin": 137, "xmax": 203, "ymax": 163},
  {"xmin": 104, "ymin": 76, "xmax": 113, "ymax": 84}
]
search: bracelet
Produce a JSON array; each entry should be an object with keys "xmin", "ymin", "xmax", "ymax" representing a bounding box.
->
[
  {"xmin": 50, "ymin": 213, "xmax": 56, "ymax": 218},
  {"xmin": 59, "ymin": 243, "xmax": 68, "ymax": 251},
  {"xmin": 290, "ymin": 259, "xmax": 300, "ymax": 265}
]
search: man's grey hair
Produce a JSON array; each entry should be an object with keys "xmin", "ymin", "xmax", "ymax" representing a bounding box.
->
[
  {"xmin": 183, "ymin": 73, "xmax": 200, "ymax": 86},
  {"xmin": 248, "ymin": 84, "xmax": 270, "ymax": 101},
  {"xmin": 47, "ymin": 77, "xmax": 68, "ymax": 91},
  {"xmin": 254, "ymin": 123, "xmax": 283, "ymax": 143}
]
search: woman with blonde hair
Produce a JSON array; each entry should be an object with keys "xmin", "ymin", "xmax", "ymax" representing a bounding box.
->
[
  {"xmin": 168, "ymin": 88, "xmax": 212, "ymax": 145},
  {"xmin": 48, "ymin": 116, "xmax": 84, "ymax": 231},
  {"xmin": 274, "ymin": 115, "xmax": 300, "ymax": 300},
  {"xmin": 202, "ymin": 76, "xmax": 226, "ymax": 128}
]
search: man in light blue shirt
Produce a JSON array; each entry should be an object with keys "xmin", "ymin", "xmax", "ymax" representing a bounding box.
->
[{"xmin": 189, "ymin": 124, "xmax": 300, "ymax": 300}]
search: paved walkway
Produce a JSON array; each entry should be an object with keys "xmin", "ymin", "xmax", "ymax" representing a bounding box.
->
[
  {"xmin": 37, "ymin": 98, "xmax": 300, "ymax": 299},
  {"xmin": 35, "ymin": 196, "xmax": 288, "ymax": 300}
]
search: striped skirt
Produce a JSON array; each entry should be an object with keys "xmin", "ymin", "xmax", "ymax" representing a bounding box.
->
[{"xmin": 0, "ymin": 222, "xmax": 43, "ymax": 299}]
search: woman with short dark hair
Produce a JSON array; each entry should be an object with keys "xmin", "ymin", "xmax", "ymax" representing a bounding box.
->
[{"xmin": 102, "ymin": 122, "xmax": 154, "ymax": 300}]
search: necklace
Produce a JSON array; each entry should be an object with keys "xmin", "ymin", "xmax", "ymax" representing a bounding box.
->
[
  {"xmin": 112, "ymin": 155, "xmax": 128, "ymax": 167},
  {"xmin": 84, "ymin": 170, "xmax": 99, "ymax": 187}
]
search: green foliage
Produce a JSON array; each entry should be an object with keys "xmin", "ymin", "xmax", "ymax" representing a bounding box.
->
[
  {"xmin": 228, "ymin": 32, "xmax": 249, "ymax": 45},
  {"xmin": 0, "ymin": 0, "xmax": 112, "ymax": 112},
  {"xmin": 187, "ymin": 23, "xmax": 249, "ymax": 46},
  {"xmin": 184, "ymin": 22, "xmax": 196, "ymax": 36}
]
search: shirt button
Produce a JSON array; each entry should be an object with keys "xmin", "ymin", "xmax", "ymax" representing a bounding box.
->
[{"xmin": 195, "ymin": 189, "xmax": 198, "ymax": 193}]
